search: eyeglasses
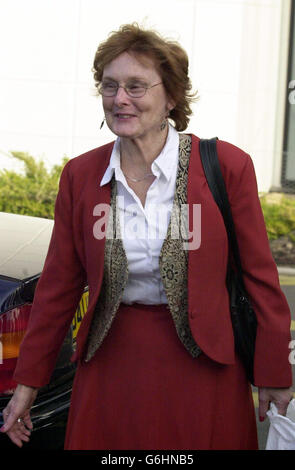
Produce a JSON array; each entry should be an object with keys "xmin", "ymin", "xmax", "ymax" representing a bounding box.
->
[{"xmin": 99, "ymin": 81, "xmax": 163, "ymax": 98}]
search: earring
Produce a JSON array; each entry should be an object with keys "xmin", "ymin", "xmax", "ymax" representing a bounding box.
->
[
  {"xmin": 160, "ymin": 110, "xmax": 170, "ymax": 131},
  {"xmin": 160, "ymin": 119, "xmax": 167, "ymax": 131},
  {"xmin": 100, "ymin": 118, "xmax": 105, "ymax": 129}
]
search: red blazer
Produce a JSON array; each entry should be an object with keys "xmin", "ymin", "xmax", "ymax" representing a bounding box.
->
[{"xmin": 14, "ymin": 134, "xmax": 293, "ymax": 388}]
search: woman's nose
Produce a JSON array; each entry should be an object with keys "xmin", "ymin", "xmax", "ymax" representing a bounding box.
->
[{"xmin": 114, "ymin": 86, "xmax": 130, "ymax": 104}]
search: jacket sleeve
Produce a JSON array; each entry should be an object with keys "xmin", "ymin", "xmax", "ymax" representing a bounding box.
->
[
  {"xmin": 13, "ymin": 159, "xmax": 87, "ymax": 388},
  {"xmin": 220, "ymin": 145, "xmax": 293, "ymax": 387}
]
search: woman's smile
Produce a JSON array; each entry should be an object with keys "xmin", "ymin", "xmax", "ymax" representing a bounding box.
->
[{"xmin": 114, "ymin": 112, "xmax": 137, "ymax": 120}]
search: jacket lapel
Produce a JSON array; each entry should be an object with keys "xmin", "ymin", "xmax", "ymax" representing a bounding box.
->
[
  {"xmin": 85, "ymin": 178, "xmax": 128, "ymax": 361},
  {"xmin": 160, "ymin": 133, "xmax": 202, "ymax": 357}
]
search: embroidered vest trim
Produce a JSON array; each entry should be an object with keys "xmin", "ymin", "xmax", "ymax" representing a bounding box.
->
[{"xmin": 85, "ymin": 133, "xmax": 202, "ymax": 361}]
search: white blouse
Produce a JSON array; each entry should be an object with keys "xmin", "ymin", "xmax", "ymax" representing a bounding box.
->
[{"xmin": 100, "ymin": 125, "xmax": 180, "ymax": 305}]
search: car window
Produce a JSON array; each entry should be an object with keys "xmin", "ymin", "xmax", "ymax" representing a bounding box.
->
[{"xmin": 0, "ymin": 277, "xmax": 21, "ymax": 314}]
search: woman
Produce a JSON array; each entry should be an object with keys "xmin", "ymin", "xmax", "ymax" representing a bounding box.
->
[{"xmin": 1, "ymin": 23, "xmax": 293, "ymax": 450}]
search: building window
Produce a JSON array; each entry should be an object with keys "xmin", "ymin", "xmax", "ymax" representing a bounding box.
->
[{"xmin": 282, "ymin": 0, "xmax": 295, "ymax": 192}]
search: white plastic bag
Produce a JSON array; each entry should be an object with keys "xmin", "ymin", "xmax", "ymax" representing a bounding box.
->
[{"xmin": 265, "ymin": 398, "xmax": 295, "ymax": 450}]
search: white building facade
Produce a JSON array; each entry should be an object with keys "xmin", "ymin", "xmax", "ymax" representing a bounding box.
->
[{"xmin": 0, "ymin": 0, "xmax": 294, "ymax": 193}]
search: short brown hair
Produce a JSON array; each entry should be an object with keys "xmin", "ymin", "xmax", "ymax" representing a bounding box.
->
[{"xmin": 92, "ymin": 23, "xmax": 198, "ymax": 131}]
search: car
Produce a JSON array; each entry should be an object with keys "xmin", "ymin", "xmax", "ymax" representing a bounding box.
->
[{"xmin": 0, "ymin": 211, "xmax": 88, "ymax": 449}]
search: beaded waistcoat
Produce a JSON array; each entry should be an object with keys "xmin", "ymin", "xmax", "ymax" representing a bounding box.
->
[{"xmin": 85, "ymin": 134, "xmax": 202, "ymax": 361}]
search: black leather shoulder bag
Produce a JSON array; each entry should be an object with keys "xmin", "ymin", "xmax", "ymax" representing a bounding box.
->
[{"xmin": 199, "ymin": 137, "xmax": 257, "ymax": 384}]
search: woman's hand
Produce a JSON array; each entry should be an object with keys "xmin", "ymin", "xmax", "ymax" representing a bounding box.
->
[
  {"xmin": 0, "ymin": 384, "xmax": 38, "ymax": 447},
  {"xmin": 258, "ymin": 386, "xmax": 294, "ymax": 422}
]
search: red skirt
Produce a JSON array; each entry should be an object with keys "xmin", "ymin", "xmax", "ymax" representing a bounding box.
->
[{"xmin": 64, "ymin": 303, "xmax": 258, "ymax": 450}]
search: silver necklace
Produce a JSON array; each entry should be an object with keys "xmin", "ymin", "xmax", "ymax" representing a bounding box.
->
[{"xmin": 124, "ymin": 172, "xmax": 154, "ymax": 182}]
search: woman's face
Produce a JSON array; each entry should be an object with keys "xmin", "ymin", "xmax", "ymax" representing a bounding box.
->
[{"xmin": 101, "ymin": 51, "xmax": 174, "ymax": 140}]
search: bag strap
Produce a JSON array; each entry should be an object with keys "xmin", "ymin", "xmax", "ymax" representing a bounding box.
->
[{"xmin": 199, "ymin": 138, "xmax": 245, "ymax": 290}]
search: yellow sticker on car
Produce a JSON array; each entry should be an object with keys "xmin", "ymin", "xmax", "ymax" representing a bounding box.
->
[{"xmin": 72, "ymin": 290, "xmax": 89, "ymax": 340}]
